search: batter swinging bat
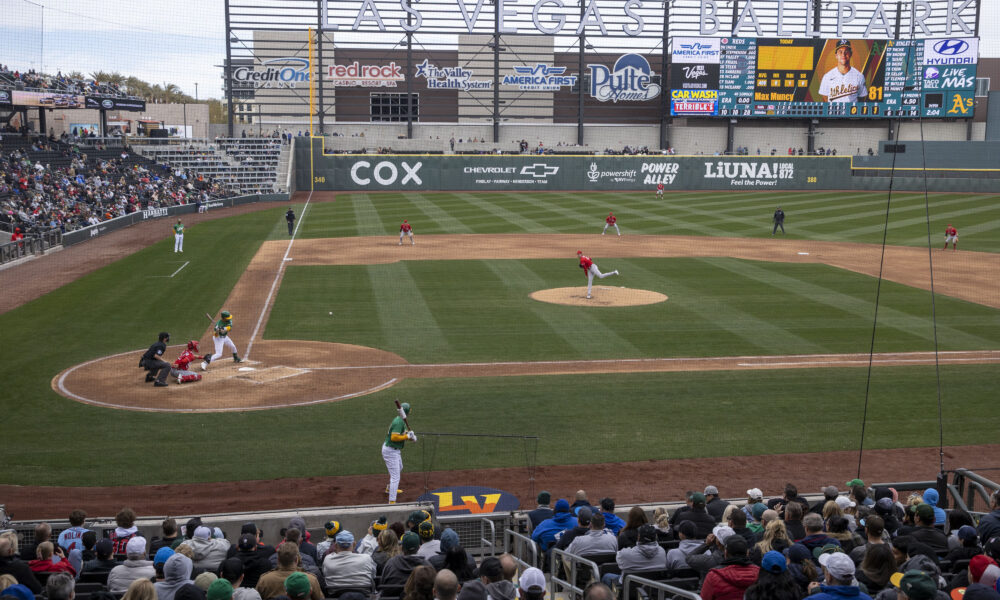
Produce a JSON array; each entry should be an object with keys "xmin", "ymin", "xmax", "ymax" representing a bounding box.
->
[{"xmin": 204, "ymin": 312, "xmax": 215, "ymax": 323}]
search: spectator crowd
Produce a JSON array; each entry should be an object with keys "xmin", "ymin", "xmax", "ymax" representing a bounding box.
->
[
  {"xmin": 1, "ymin": 484, "xmax": 999, "ymax": 600},
  {"xmin": 0, "ymin": 66, "xmax": 137, "ymax": 99}
]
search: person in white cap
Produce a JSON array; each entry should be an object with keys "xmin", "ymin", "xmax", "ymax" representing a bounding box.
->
[
  {"xmin": 809, "ymin": 551, "xmax": 873, "ymax": 599},
  {"xmin": 742, "ymin": 488, "xmax": 764, "ymax": 523},
  {"xmin": 518, "ymin": 567, "xmax": 546, "ymax": 600},
  {"xmin": 704, "ymin": 486, "xmax": 730, "ymax": 523},
  {"xmin": 189, "ymin": 525, "xmax": 230, "ymax": 572},
  {"xmin": 108, "ymin": 536, "xmax": 155, "ymax": 592}
]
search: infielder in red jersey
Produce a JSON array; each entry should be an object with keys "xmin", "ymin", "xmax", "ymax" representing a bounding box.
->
[
  {"xmin": 603, "ymin": 212, "xmax": 621, "ymax": 237},
  {"xmin": 399, "ymin": 220, "xmax": 415, "ymax": 245},
  {"xmin": 171, "ymin": 340, "xmax": 204, "ymax": 384},
  {"xmin": 944, "ymin": 224, "xmax": 958, "ymax": 250},
  {"xmin": 578, "ymin": 250, "xmax": 620, "ymax": 299},
  {"xmin": 656, "ymin": 183, "xmax": 664, "ymax": 198}
]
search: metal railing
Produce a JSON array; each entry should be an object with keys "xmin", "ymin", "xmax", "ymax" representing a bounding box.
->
[
  {"xmin": 624, "ymin": 574, "xmax": 702, "ymax": 600},
  {"xmin": 550, "ymin": 548, "xmax": 601, "ymax": 600},
  {"xmin": 950, "ymin": 468, "xmax": 999, "ymax": 516},
  {"xmin": 437, "ymin": 514, "xmax": 506, "ymax": 558},
  {"xmin": 504, "ymin": 529, "xmax": 539, "ymax": 571},
  {"xmin": 0, "ymin": 230, "xmax": 63, "ymax": 265}
]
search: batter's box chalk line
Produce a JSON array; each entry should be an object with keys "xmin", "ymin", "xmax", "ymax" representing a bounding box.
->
[{"xmin": 230, "ymin": 365, "xmax": 310, "ymax": 385}]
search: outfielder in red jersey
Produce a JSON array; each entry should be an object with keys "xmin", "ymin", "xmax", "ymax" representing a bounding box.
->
[
  {"xmin": 603, "ymin": 212, "xmax": 621, "ymax": 237},
  {"xmin": 944, "ymin": 224, "xmax": 958, "ymax": 250},
  {"xmin": 399, "ymin": 220, "xmax": 415, "ymax": 245},
  {"xmin": 577, "ymin": 250, "xmax": 620, "ymax": 299},
  {"xmin": 656, "ymin": 183, "xmax": 664, "ymax": 198},
  {"xmin": 171, "ymin": 341, "xmax": 204, "ymax": 383}
]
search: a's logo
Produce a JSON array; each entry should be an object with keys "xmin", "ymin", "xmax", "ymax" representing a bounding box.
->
[
  {"xmin": 924, "ymin": 67, "xmax": 940, "ymax": 79},
  {"xmin": 101, "ymin": 99, "xmax": 114, "ymax": 109},
  {"xmin": 587, "ymin": 162, "xmax": 600, "ymax": 183},
  {"xmin": 934, "ymin": 39, "xmax": 969, "ymax": 56},
  {"xmin": 520, "ymin": 163, "xmax": 559, "ymax": 179},
  {"xmin": 589, "ymin": 54, "xmax": 661, "ymax": 103},
  {"xmin": 682, "ymin": 65, "xmax": 708, "ymax": 80},
  {"xmin": 505, "ymin": 64, "xmax": 577, "ymax": 91},
  {"xmin": 350, "ymin": 160, "xmax": 423, "ymax": 186},
  {"xmin": 233, "ymin": 57, "xmax": 310, "ymax": 88},
  {"xmin": 416, "ymin": 486, "xmax": 520, "ymax": 515},
  {"xmin": 947, "ymin": 93, "xmax": 973, "ymax": 115}
]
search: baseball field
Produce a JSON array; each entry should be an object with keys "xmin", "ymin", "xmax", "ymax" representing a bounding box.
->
[{"xmin": 2, "ymin": 188, "xmax": 1000, "ymax": 518}]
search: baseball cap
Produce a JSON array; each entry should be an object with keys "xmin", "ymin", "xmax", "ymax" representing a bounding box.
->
[
  {"xmin": 761, "ymin": 550, "xmax": 787, "ymax": 574},
  {"xmin": 969, "ymin": 555, "xmax": 998, "ymax": 582},
  {"xmin": 813, "ymin": 543, "xmax": 843, "ymax": 560},
  {"xmin": 238, "ymin": 533, "xmax": 256, "ymax": 552},
  {"xmin": 819, "ymin": 551, "xmax": 855, "ymax": 580},
  {"xmin": 914, "ymin": 503, "xmax": 935, "ymax": 522},
  {"xmin": 1, "ymin": 585, "xmax": 34, "ymax": 600},
  {"xmin": 401, "ymin": 531, "xmax": 421, "ymax": 553},
  {"xmin": 554, "ymin": 499, "xmax": 570, "ymax": 513},
  {"xmin": 537, "ymin": 491, "xmax": 551, "ymax": 505},
  {"xmin": 836, "ymin": 39, "xmax": 852, "ymax": 50},
  {"xmin": 283, "ymin": 572, "xmax": 311, "ymax": 599},
  {"xmin": 746, "ymin": 488, "xmax": 763, "ymax": 500},
  {"xmin": 725, "ymin": 535, "xmax": 748, "ymax": 556},
  {"xmin": 704, "ymin": 485, "xmax": 719, "ymax": 496},
  {"xmin": 785, "ymin": 543, "xmax": 812, "ymax": 564},
  {"xmin": 875, "ymin": 497, "xmax": 895, "ymax": 514},
  {"xmin": 712, "ymin": 525, "xmax": 735, "ymax": 544},
  {"xmin": 408, "ymin": 510, "xmax": 429, "ymax": 525},
  {"xmin": 958, "ymin": 525, "xmax": 978, "ymax": 542},
  {"xmin": 575, "ymin": 506, "xmax": 592, "ymax": 525},
  {"xmin": 335, "ymin": 530, "xmax": 354, "ymax": 547},
  {"xmin": 240, "ymin": 522, "xmax": 258, "ymax": 535},
  {"xmin": 194, "ymin": 526, "xmax": 212, "ymax": 540},
  {"xmin": 675, "ymin": 521, "xmax": 696, "ymax": 539},
  {"xmin": 440, "ymin": 528, "xmax": 460, "ymax": 553},
  {"xmin": 690, "ymin": 492, "xmax": 706, "ymax": 506},
  {"xmin": 751, "ymin": 502, "xmax": 768, "ymax": 521},
  {"xmin": 846, "ymin": 478, "xmax": 865, "ymax": 488},
  {"xmin": 890, "ymin": 570, "xmax": 937, "ymax": 600},
  {"xmin": 835, "ymin": 496, "xmax": 856, "ymax": 510},
  {"xmin": 154, "ymin": 547, "xmax": 175, "ymax": 565},
  {"xmin": 324, "ymin": 520, "xmax": 341, "ymax": 537},
  {"xmin": 126, "ymin": 536, "xmax": 147, "ymax": 556},
  {"xmin": 206, "ymin": 579, "xmax": 234, "ymax": 600},
  {"xmin": 95, "ymin": 538, "xmax": 114, "ymax": 556},
  {"xmin": 519, "ymin": 567, "xmax": 546, "ymax": 593},
  {"xmin": 638, "ymin": 524, "xmax": 658, "ymax": 543},
  {"xmin": 418, "ymin": 520, "xmax": 435, "ymax": 540},
  {"xmin": 822, "ymin": 485, "xmax": 840, "ymax": 498},
  {"xmin": 372, "ymin": 516, "xmax": 388, "ymax": 532}
]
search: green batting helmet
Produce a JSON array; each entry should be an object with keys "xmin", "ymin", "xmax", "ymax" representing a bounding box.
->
[
  {"xmin": 221, "ymin": 311, "xmax": 232, "ymax": 320},
  {"xmin": 401, "ymin": 402, "xmax": 411, "ymax": 414}
]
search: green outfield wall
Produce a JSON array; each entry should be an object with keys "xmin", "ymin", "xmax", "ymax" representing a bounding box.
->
[{"xmin": 295, "ymin": 143, "xmax": 1000, "ymax": 193}]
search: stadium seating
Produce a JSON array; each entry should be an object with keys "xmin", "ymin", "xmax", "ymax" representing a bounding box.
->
[{"xmin": 133, "ymin": 138, "xmax": 286, "ymax": 194}]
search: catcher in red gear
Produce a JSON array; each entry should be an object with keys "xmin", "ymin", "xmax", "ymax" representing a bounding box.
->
[{"xmin": 171, "ymin": 340, "xmax": 205, "ymax": 384}]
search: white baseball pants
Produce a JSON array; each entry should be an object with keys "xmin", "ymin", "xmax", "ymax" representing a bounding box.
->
[
  {"xmin": 602, "ymin": 223, "xmax": 620, "ymax": 236},
  {"xmin": 587, "ymin": 264, "xmax": 617, "ymax": 296},
  {"xmin": 210, "ymin": 336, "xmax": 238, "ymax": 361},
  {"xmin": 382, "ymin": 444, "xmax": 403, "ymax": 503},
  {"xmin": 174, "ymin": 233, "xmax": 184, "ymax": 252}
]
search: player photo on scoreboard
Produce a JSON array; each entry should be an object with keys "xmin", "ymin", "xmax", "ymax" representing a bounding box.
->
[{"xmin": 753, "ymin": 38, "xmax": 885, "ymax": 105}]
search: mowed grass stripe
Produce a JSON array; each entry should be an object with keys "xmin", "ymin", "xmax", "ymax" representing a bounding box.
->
[
  {"xmin": 451, "ymin": 192, "xmax": 562, "ymax": 233},
  {"xmin": 351, "ymin": 193, "xmax": 391, "ymax": 237},
  {"xmin": 703, "ymin": 258, "xmax": 999, "ymax": 351},
  {"xmin": 368, "ymin": 262, "xmax": 451, "ymax": 357}
]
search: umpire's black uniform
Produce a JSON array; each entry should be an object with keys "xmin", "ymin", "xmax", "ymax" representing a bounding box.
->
[
  {"xmin": 772, "ymin": 208, "xmax": 786, "ymax": 235},
  {"xmin": 140, "ymin": 332, "xmax": 171, "ymax": 386},
  {"xmin": 286, "ymin": 208, "xmax": 295, "ymax": 235}
]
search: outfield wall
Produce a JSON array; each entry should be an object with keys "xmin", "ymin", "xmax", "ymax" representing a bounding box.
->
[{"xmin": 295, "ymin": 144, "xmax": 1000, "ymax": 193}]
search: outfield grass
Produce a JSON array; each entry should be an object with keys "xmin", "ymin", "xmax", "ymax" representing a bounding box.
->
[{"xmin": 3, "ymin": 192, "xmax": 998, "ymax": 487}]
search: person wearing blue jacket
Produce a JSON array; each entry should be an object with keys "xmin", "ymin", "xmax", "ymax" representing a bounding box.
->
[
  {"xmin": 531, "ymin": 499, "xmax": 577, "ymax": 551},
  {"xmin": 922, "ymin": 488, "xmax": 947, "ymax": 526},
  {"xmin": 599, "ymin": 498, "xmax": 626, "ymax": 536}
]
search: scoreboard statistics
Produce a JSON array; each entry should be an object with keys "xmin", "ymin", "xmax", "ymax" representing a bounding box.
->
[{"xmin": 670, "ymin": 36, "xmax": 978, "ymax": 118}]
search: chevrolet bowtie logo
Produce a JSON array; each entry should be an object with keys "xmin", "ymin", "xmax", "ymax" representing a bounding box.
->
[{"xmin": 520, "ymin": 163, "xmax": 559, "ymax": 178}]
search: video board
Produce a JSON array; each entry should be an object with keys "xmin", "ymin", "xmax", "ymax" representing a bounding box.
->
[{"xmin": 670, "ymin": 37, "xmax": 978, "ymax": 118}]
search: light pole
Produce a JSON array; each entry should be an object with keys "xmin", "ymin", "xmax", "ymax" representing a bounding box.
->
[{"xmin": 195, "ymin": 82, "xmax": 199, "ymax": 102}]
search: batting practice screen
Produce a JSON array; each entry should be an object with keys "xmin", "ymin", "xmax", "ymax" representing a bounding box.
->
[{"xmin": 670, "ymin": 36, "xmax": 979, "ymax": 118}]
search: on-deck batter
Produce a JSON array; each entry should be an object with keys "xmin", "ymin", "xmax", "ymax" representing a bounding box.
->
[
  {"xmin": 382, "ymin": 402, "xmax": 416, "ymax": 504},
  {"xmin": 578, "ymin": 250, "xmax": 620, "ymax": 299},
  {"xmin": 201, "ymin": 311, "xmax": 243, "ymax": 370}
]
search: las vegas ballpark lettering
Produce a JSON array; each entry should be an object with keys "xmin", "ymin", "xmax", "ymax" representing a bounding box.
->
[{"xmin": 322, "ymin": 1, "xmax": 974, "ymax": 38}]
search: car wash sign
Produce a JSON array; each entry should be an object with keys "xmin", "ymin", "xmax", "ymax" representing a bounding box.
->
[{"xmin": 589, "ymin": 54, "xmax": 661, "ymax": 102}]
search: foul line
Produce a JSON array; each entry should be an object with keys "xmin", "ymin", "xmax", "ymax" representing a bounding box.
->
[
  {"xmin": 244, "ymin": 191, "xmax": 313, "ymax": 361},
  {"xmin": 148, "ymin": 261, "xmax": 189, "ymax": 278}
]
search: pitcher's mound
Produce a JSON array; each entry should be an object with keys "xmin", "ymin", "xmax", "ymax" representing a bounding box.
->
[{"xmin": 531, "ymin": 287, "xmax": 668, "ymax": 307}]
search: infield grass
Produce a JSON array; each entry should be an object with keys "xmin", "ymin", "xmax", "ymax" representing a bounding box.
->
[{"xmin": 3, "ymin": 191, "xmax": 999, "ymax": 487}]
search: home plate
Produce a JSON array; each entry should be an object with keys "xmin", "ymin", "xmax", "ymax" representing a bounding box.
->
[
  {"xmin": 238, "ymin": 367, "xmax": 256, "ymax": 372},
  {"xmin": 798, "ymin": 252, "xmax": 809, "ymax": 255}
]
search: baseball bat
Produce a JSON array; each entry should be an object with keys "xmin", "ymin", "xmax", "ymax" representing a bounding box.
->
[
  {"xmin": 394, "ymin": 399, "xmax": 412, "ymax": 431},
  {"xmin": 204, "ymin": 312, "xmax": 215, "ymax": 323}
]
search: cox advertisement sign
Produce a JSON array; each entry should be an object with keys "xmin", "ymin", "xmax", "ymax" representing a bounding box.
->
[{"xmin": 233, "ymin": 57, "xmax": 310, "ymax": 89}]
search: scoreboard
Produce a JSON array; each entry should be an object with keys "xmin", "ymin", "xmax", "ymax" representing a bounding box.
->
[{"xmin": 670, "ymin": 36, "xmax": 978, "ymax": 119}]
